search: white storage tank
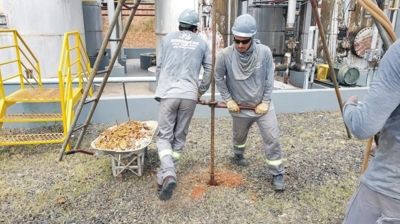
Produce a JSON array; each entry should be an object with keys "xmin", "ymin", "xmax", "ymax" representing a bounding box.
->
[{"xmin": 2, "ymin": 0, "xmax": 85, "ymax": 78}]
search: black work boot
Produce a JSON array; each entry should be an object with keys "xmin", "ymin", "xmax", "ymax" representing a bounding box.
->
[
  {"xmin": 231, "ymin": 154, "xmax": 249, "ymax": 167},
  {"xmin": 272, "ymin": 174, "xmax": 285, "ymax": 191},
  {"xmin": 158, "ymin": 176, "xmax": 177, "ymax": 201}
]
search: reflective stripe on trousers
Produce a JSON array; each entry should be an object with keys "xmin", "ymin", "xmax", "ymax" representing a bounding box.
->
[
  {"xmin": 232, "ymin": 107, "xmax": 284, "ymax": 175},
  {"xmin": 156, "ymin": 98, "xmax": 196, "ymax": 185}
]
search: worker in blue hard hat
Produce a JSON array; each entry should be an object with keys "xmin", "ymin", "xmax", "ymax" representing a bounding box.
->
[
  {"xmin": 215, "ymin": 14, "xmax": 285, "ymax": 191},
  {"xmin": 155, "ymin": 8, "xmax": 212, "ymax": 200}
]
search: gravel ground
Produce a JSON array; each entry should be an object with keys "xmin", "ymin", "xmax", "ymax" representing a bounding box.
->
[{"xmin": 0, "ymin": 111, "xmax": 366, "ymax": 223}]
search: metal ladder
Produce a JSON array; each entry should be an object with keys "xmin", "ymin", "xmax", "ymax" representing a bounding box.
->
[{"xmin": 58, "ymin": 0, "xmax": 142, "ymax": 161}]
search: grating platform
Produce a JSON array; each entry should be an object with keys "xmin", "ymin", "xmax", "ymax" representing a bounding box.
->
[
  {"xmin": 6, "ymin": 88, "xmax": 61, "ymax": 102},
  {"xmin": 1, "ymin": 113, "xmax": 62, "ymax": 122},
  {"xmin": 0, "ymin": 133, "xmax": 64, "ymax": 146}
]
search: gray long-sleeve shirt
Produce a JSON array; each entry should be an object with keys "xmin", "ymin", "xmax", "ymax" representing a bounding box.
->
[
  {"xmin": 155, "ymin": 31, "xmax": 212, "ymax": 101},
  {"xmin": 215, "ymin": 42, "xmax": 274, "ymax": 117},
  {"xmin": 343, "ymin": 40, "xmax": 400, "ymax": 200}
]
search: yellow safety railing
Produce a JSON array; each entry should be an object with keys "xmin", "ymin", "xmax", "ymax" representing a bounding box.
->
[
  {"xmin": 57, "ymin": 31, "xmax": 93, "ymax": 136},
  {"xmin": 0, "ymin": 29, "xmax": 42, "ymax": 97}
]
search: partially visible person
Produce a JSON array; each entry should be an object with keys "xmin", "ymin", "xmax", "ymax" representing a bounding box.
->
[
  {"xmin": 342, "ymin": 40, "xmax": 400, "ymax": 223},
  {"xmin": 215, "ymin": 14, "xmax": 285, "ymax": 191},
  {"xmin": 155, "ymin": 9, "xmax": 212, "ymax": 201}
]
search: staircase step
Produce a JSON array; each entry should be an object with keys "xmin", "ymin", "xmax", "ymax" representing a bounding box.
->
[
  {"xmin": 1, "ymin": 113, "xmax": 62, "ymax": 122},
  {"xmin": 6, "ymin": 88, "xmax": 61, "ymax": 103},
  {"xmin": 0, "ymin": 133, "xmax": 64, "ymax": 146}
]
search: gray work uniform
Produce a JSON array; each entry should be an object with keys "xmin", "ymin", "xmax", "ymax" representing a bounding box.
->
[
  {"xmin": 343, "ymin": 40, "xmax": 400, "ymax": 223},
  {"xmin": 155, "ymin": 30, "xmax": 212, "ymax": 185},
  {"xmin": 215, "ymin": 41, "xmax": 284, "ymax": 175}
]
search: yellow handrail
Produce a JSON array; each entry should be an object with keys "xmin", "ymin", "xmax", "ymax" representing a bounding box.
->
[
  {"xmin": 0, "ymin": 29, "xmax": 42, "ymax": 88},
  {"xmin": 0, "ymin": 70, "xmax": 4, "ymax": 100},
  {"xmin": 57, "ymin": 31, "xmax": 93, "ymax": 136}
]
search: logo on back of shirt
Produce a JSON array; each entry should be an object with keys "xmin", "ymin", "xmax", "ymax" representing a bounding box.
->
[
  {"xmin": 179, "ymin": 32, "xmax": 192, "ymax": 41},
  {"xmin": 171, "ymin": 34, "xmax": 200, "ymax": 50}
]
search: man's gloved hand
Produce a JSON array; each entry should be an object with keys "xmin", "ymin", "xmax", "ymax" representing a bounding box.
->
[
  {"xmin": 226, "ymin": 100, "xmax": 240, "ymax": 112},
  {"xmin": 255, "ymin": 101, "xmax": 270, "ymax": 115}
]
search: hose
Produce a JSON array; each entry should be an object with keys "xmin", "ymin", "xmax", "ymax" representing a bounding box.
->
[
  {"xmin": 357, "ymin": 0, "xmax": 397, "ymax": 42},
  {"xmin": 363, "ymin": 0, "xmax": 393, "ymax": 29}
]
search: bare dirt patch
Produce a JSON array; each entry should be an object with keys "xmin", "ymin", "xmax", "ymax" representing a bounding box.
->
[{"xmin": 180, "ymin": 168, "xmax": 245, "ymax": 200}]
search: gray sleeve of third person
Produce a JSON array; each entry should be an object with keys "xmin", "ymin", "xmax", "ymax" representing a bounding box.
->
[
  {"xmin": 343, "ymin": 42, "xmax": 400, "ymax": 139},
  {"xmin": 263, "ymin": 48, "xmax": 275, "ymax": 102},
  {"xmin": 198, "ymin": 44, "xmax": 212, "ymax": 95},
  {"xmin": 215, "ymin": 51, "xmax": 232, "ymax": 101}
]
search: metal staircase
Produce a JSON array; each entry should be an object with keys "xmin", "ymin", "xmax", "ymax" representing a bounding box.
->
[
  {"xmin": 58, "ymin": 0, "xmax": 142, "ymax": 160},
  {"xmin": 0, "ymin": 30, "xmax": 91, "ymax": 146}
]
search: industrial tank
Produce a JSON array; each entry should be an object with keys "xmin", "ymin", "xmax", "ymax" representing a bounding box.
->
[
  {"xmin": 82, "ymin": 0, "xmax": 106, "ymax": 70},
  {"xmin": 2, "ymin": 0, "xmax": 85, "ymax": 78}
]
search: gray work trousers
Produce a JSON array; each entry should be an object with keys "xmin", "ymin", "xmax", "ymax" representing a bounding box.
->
[
  {"xmin": 343, "ymin": 183, "xmax": 400, "ymax": 224},
  {"xmin": 156, "ymin": 98, "xmax": 197, "ymax": 185},
  {"xmin": 232, "ymin": 107, "xmax": 284, "ymax": 175}
]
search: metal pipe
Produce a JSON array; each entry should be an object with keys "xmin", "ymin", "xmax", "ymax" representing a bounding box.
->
[
  {"xmin": 310, "ymin": 0, "xmax": 352, "ymax": 138},
  {"xmin": 198, "ymin": 100, "xmax": 255, "ymax": 110},
  {"xmin": 209, "ymin": 0, "xmax": 217, "ymax": 186},
  {"xmin": 3, "ymin": 76, "xmax": 157, "ymax": 85},
  {"xmin": 286, "ymin": 0, "xmax": 296, "ymax": 30},
  {"xmin": 122, "ymin": 82, "xmax": 130, "ymax": 120},
  {"xmin": 361, "ymin": 138, "xmax": 373, "ymax": 173}
]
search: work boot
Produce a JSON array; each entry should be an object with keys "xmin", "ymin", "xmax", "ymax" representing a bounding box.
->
[
  {"xmin": 272, "ymin": 174, "xmax": 285, "ymax": 191},
  {"xmin": 231, "ymin": 154, "xmax": 249, "ymax": 167},
  {"xmin": 158, "ymin": 176, "xmax": 177, "ymax": 201}
]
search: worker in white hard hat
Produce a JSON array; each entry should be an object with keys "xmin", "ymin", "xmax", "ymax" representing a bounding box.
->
[
  {"xmin": 215, "ymin": 14, "xmax": 285, "ymax": 191},
  {"xmin": 155, "ymin": 8, "xmax": 212, "ymax": 200}
]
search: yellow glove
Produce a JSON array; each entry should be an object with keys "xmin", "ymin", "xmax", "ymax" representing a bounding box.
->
[
  {"xmin": 255, "ymin": 101, "xmax": 270, "ymax": 115},
  {"xmin": 226, "ymin": 100, "xmax": 240, "ymax": 112}
]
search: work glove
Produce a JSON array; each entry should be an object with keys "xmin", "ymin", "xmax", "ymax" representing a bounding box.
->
[
  {"xmin": 226, "ymin": 99, "xmax": 240, "ymax": 112},
  {"xmin": 255, "ymin": 101, "xmax": 270, "ymax": 115}
]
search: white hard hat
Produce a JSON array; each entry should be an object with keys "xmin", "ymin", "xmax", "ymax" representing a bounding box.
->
[
  {"xmin": 178, "ymin": 9, "xmax": 199, "ymax": 26},
  {"xmin": 232, "ymin": 14, "xmax": 257, "ymax": 37}
]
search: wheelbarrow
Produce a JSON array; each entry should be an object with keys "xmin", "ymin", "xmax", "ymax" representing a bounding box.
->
[{"xmin": 91, "ymin": 120, "xmax": 158, "ymax": 177}]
